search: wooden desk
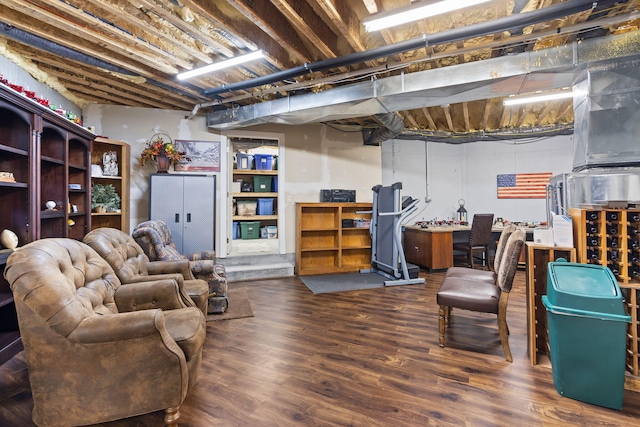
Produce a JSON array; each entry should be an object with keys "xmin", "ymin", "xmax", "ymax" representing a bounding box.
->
[
  {"xmin": 403, "ymin": 225, "xmax": 531, "ymax": 271},
  {"xmin": 524, "ymin": 242, "xmax": 576, "ymax": 366},
  {"xmin": 403, "ymin": 226, "xmax": 455, "ymax": 270}
]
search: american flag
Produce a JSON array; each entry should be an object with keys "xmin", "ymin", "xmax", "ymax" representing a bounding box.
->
[{"xmin": 497, "ymin": 172, "xmax": 552, "ymax": 199}]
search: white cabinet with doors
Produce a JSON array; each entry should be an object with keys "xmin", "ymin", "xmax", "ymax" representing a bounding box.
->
[{"xmin": 149, "ymin": 173, "xmax": 216, "ymax": 253}]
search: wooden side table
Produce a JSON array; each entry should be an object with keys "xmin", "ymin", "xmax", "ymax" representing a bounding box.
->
[{"xmin": 525, "ymin": 243, "xmax": 576, "ymax": 366}]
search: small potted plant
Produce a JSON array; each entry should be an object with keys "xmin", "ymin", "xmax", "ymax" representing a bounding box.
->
[{"xmin": 91, "ymin": 183, "xmax": 121, "ymax": 213}]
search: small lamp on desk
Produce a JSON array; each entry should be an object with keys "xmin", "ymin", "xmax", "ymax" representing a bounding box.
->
[{"xmin": 457, "ymin": 199, "xmax": 467, "ymax": 223}]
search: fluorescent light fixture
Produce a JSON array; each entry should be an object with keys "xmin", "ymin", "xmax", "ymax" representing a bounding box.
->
[
  {"xmin": 363, "ymin": 0, "xmax": 491, "ymax": 32},
  {"xmin": 503, "ymin": 91, "xmax": 574, "ymax": 106},
  {"xmin": 177, "ymin": 50, "xmax": 264, "ymax": 80}
]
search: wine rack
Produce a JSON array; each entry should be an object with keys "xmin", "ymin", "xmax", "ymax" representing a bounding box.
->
[
  {"xmin": 570, "ymin": 208, "xmax": 640, "ymax": 379},
  {"xmin": 570, "ymin": 208, "xmax": 640, "ymax": 284}
]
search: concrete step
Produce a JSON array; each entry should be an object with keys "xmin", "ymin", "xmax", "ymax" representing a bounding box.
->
[
  {"xmin": 224, "ymin": 262, "xmax": 294, "ymax": 282},
  {"xmin": 218, "ymin": 253, "xmax": 295, "ymax": 282}
]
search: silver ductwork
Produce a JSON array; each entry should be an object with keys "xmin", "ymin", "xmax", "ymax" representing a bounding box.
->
[
  {"xmin": 207, "ymin": 30, "xmax": 640, "ymax": 130},
  {"xmin": 572, "ymin": 58, "xmax": 640, "ymax": 171},
  {"xmin": 362, "ymin": 113, "xmax": 404, "ymax": 146}
]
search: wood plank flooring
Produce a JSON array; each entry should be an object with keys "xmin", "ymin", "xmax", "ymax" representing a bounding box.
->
[{"xmin": 2, "ymin": 270, "xmax": 640, "ymax": 426}]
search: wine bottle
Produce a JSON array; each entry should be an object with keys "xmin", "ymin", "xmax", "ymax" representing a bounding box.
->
[
  {"xmin": 587, "ymin": 211, "xmax": 599, "ymax": 221},
  {"xmin": 606, "ymin": 211, "xmax": 619, "ymax": 221},
  {"xmin": 630, "ymin": 265, "xmax": 640, "ymax": 278},
  {"xmin": 588, "ymin": 236, "xmax": 600, "ymax": 247},
  {"xmin": 630, "ymin": 252, "xmax": 640, "ymax": 264},
  {"xmin": 607, "ymin": 263, "xmax": 620, "ymax": 275},
  {"xmin": 586, "ymin": 249, "xmax": 600, "ymax": 261},
  {"xmin": 607, "ymin": 223, "xmax": 618, "ymax": 235},
  {"xmin": 630, "ymin": 213, "xmax": 640, "ymax": 223},
  {"xmin": 586, "ymin": 222, "xmax": 599, "ymax": 234},
  {"xmin": 606, "ymin": 236, "xmax": 618, "ymax": 248},
  {"xmin": 630, "ymin": 238, "xmax": 640, "ymax": 250},
  {"xmin": 628, "ymin": 225, "xmax": 640, "ymax": 236},
  {"xmin": 607, "ymin": 250, "xmax": 619, "ymax": 262}
]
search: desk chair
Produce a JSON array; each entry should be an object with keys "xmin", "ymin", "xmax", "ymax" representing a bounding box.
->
[{"xmin": 453, "ymin": 213, "xmax": 494, "ymax": 270}]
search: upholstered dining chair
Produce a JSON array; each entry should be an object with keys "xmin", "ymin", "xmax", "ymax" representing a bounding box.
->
[
  {"xmin": 83, "ymin": 227, "xmax": 209, "ymax": 315},
  {"xmin": 453, "ymin": 213, "xmax": 495, "ymax": 270},
  {"xmin": 444, "ymin": 224, "xmax": 517, "ymax": 283},
  {"xmin": 3, "ymin": 238, "xmax": 206, "ymax": 427},
  {"xmin": 132, "ymin": 219, "xmax": 228, "ymax": 314},
  {"xmin": 437, "ymin": 228, "xmax": 526, "ymax": 362}
]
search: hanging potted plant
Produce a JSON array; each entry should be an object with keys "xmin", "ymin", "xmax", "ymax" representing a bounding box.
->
[
  {"xmin": 91, "ymin": 183, "xmax": 121, "ymax": 213},
  {"xmin": 139, "ymin": 130, "xmax": 190, "ymax": 173}
]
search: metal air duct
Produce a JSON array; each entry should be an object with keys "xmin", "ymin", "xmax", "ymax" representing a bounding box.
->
[{"xmin": 202, "ymin": 0, "xmax": 614, "ymax": 98}]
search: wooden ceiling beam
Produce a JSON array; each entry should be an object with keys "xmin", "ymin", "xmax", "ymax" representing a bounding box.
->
[
  {"xmin": 1, "ymin": 0, "xmax": 179, "ymax": 75},
  {"xmin": 84, "ymin": 0, "xmax": 214, "ymax": 65},
  {"xmin": 41, "ymin": 67, "xmax": 192, "ymax": 110},
  {"xmin": 178, "ymin": 0, "xmax": 293, "ymax": 69},
  {"xmin": 32, "ymin": 0, "xmax": 194, "ymax": 70},
  {"xmin": 462, "ymin": 102, "xmax": 471, "ymax": 132},
  {"xmin": 225, "ymin": 0, "xmax": 314, "ymax": 63},
  {"xmin": 443, "ymin": 106, "xmax": 454, "ymax": 132},
  {"xmin": 130, "ymin": 0, "xmax": 235, "ymax": 58},
  {"xmin": 422, "ymin": 107, "xmax": 437, "ymax": 130},
  {"xmin": 361, "ymin": 0, "xmax": 380, "ymax": 14},
  {"xmin": 401, "ymin": 111, "xmax": 419, "ymax": 129},
  {"xmin": 313, "ymin": 0, "xmax": 370, "ymax": 54},
  {"xmin": 270, "ymin": 0, "xmax": 340, "ymax": 60}
]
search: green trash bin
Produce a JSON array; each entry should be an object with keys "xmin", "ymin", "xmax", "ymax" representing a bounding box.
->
[{"xmin": 542, "ymin": 259, "xmax": 631, "ymax": 410}]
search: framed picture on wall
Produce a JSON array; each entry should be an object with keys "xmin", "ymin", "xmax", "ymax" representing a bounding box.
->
[{"xmin": 175, "ymin": 140, "xmax": 221, "ymax": 172}]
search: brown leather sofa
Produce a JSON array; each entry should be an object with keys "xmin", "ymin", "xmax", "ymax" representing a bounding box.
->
[
  {"xmin": 83, "ymin": 227, "xmax": 209, "ymax": 314},
  {"xmin": 3, "ymin": 238, "xmax": 206, "ymax": 427}
]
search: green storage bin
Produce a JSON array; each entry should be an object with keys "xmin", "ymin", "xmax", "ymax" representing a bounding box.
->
[
  {"xmin": 240, "ymin": 221, "xmax": 260, "ymax": 239},
  {"xmin": 252, "ymin": 175, "xmax": 272, "ymax": 192},
  {"xmin": 542, "ymin": 260, "xmax": 631, "ymax": 410}
]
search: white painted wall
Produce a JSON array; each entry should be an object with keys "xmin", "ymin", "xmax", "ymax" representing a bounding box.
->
[
  {"xmin": 83, "ymin": 104, "xmax": 222, "ymax": 235},
  {"xmin": 381, "ymin": 135, "xmax": 574, "ymax": 224}
]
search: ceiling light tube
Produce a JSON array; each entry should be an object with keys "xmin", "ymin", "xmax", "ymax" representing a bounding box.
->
[
  {"xmin": 503, "ymin": 91, "xmax": 574, "ymax": 106},
  {"xmin": 177, "ymin": 50, "xmax": 264, "ymax": 80},
  {"xmin": 363, "ymin": 0, "xmax": 491, "ymax": 32}
]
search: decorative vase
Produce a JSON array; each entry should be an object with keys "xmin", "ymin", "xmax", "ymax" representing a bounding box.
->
[{"xmin": 156, "ymin": 155, "xmax": 171, "ymax": 173}]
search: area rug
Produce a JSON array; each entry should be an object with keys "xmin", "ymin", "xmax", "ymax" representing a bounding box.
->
[
  {"xmin": 300, "ymin": 272, "xmax": 387, "ymax": 294},
  {"xmin": 206, "ymin": 287, "xmax": 254, "ymax": 321}
]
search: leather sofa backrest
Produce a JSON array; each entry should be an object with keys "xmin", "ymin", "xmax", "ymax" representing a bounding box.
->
[
  {"xmin": 4, "ymin": 238, "xmax": 120, "ymax": 337},
  {"xmin": 84, "ymin": 227, "xmax": 150, "ymax": 283}
]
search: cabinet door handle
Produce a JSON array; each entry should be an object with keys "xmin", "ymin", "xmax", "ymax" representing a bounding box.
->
[
  {"xmin": 187, "ymin": 213, "xmax": 191, "ymax": 222},
  {"xmin": 175, "ymin": 213, "xmax": 179, "ymax": 223}
]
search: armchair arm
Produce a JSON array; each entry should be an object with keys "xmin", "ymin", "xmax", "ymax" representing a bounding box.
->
[
  {"xmin": 67, "ymin": 309, "xmax": 169, "ymax": 343},
  {"xmin": 184, "ymin": 250, "xmax": 215, "ymax": 261},
  {"xmin": 147, "ymin": 259, "xmax": 195, "ymax": 280},
  {"xmin": 115, "ymin": 279, "xmax": 188, "ymax": 312}
]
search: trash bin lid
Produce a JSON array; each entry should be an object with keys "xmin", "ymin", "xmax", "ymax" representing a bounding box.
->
[{"xmin": 546, "ymin": 261, "xmax": 627, "ymax": 315}]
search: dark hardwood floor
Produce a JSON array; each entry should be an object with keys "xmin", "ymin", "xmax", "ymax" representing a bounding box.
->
[{"xmin": 2, "ymin": 270, "xmax": 640, "ymax": 426}]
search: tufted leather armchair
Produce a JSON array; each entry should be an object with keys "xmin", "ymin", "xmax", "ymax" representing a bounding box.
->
[
  {"xmin": 83, "ymin": 227, "xmax": 209, "ymax": 315},
  {"xmin": 132, "ymin": 220, "xmax": 228, "ymax": 314},
  {"xmin": 3, "ymin": 238, "xmax": 206, "ymax": 427}
]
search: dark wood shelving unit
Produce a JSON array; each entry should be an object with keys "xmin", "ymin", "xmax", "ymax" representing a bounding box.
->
[{"xmin": 0, "ymin": 84, "xmax": 94, "ymax": 365}]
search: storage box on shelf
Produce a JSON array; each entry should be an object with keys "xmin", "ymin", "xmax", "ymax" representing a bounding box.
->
[
  {"xmin": 90, "ymin": 137, "xmax": 130, "ymax": 232},
  {"xmin": 569, "ymin": 207, "xmax": 640, "ymax": 382},
  {"xmin": 296, "ymin": 202, "xmax": 372, "ymax": 275},
  {"xmin": 232, "ymin": 166, "xmax": 278, "ymax": 239}
]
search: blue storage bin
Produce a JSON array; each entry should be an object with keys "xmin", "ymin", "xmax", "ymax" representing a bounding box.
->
[
  {"xmin": 272, "ymin": 176, "xmax": 278, "ymax": 192},
  {"xmin": 257, "ymin": 198, "xmax": 274, "ymax": 215},
  {"xmin": 233, "ymin": 221, "xmax": 239, "ymax": 239},
  {"xmin": 254, "ymin": 154, "xmax": 273, "ymax": 170},
  {"xmin": 236, "ymin": 153, "xmax": 253, "ymax": 170}
]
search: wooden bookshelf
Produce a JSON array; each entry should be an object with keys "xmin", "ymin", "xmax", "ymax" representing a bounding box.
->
[{"xmin": 296, "ymin": 203, "xmax": 372, "ymax": 275}]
